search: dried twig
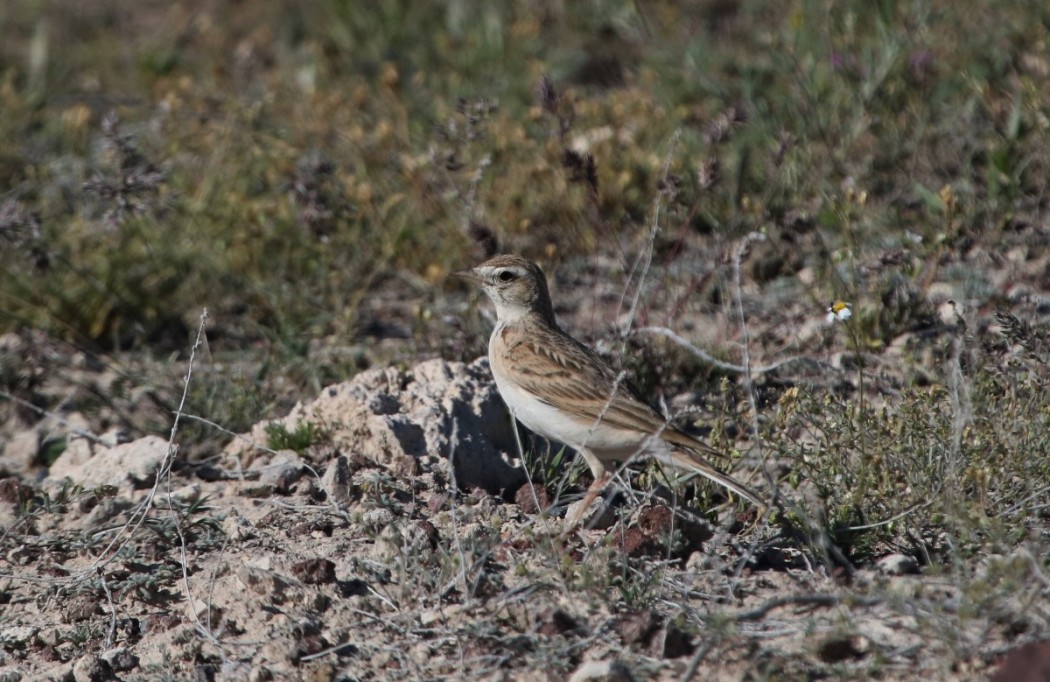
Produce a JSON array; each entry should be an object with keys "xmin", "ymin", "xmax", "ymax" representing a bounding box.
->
[{"xmin": 735, "ymin": 593, "xmax": 880, "ymax": 622}]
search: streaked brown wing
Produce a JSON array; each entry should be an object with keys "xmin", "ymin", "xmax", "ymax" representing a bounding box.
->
[{"xmin": 503, "ymin": 322, "xmax": 725, "ymax": 458}]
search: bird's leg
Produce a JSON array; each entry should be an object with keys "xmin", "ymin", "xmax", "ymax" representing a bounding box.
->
[{"xmin": 562, "ymin": 470, "xmax": 612, "ymax": 534}]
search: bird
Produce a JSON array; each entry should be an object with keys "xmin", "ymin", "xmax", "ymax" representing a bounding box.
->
[{"xmin": 455, "ymin": 254, "xmax": 766, "ymax": 525}]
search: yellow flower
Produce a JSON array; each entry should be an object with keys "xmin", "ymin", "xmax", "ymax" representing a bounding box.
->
[{"xmin": 826, "ymin": 300, "xmax": 853, "ymax": 324}]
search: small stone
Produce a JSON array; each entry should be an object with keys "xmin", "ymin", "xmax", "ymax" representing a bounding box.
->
[
  {"xmin": 101, "ymin": 647, "xmax": 138, "ymax": 673},
  {"xmin": 61, "ymin": 595, "xmax": 100, "ymax": 623},
  {"xmin": 249, "ymin": 666, "xmax": 275, "ymax": 682},
  {"xmin": 142, "ymin": 612, "xmax": 181, "ymax": 632},
  {"xmin": 0, "ymin": 625, "xmax": 37, "ymax": 648},
  {"xmin": 291, "ymin": 558, "xmax": 337, "ymax": 585},
  {"xmin": 36, "ymin": 628, "xmax": 60, "ymax": 647},
  {"xmin": 238, "ymin": 483, "xmax": 276, "ymax": 498},
  {"xmin": 162, "ymin": 484, "xmax": 200, "ymax": 505},
  {"xmin": 535, "ymin": 608, "xmax": 582, "ymax": 637},
  {"xmin": 47, "ymin": 435, "xmax": 169, "ymax": 490},
  {"xmin": 0, "ymin": 430, "xmax": 40, "ymax": 473},
  {"xmin": 244, "ymin": 555, "xmax": 273, "ymax": 571},
  {"xmin": 637, "ymin": 505, "xmax": 673, "ymax": 535},
  {"xmin": 237, "ymin": 567, "xmax": 294, "ymax": 602},
  {"xmin": 392, "ymin": 455, "xmax": 420, "ymax": 478},
  {"xmin": 320, "ymin": 456, "xmax": 354, "ymax": 506},
  {"xmin": 337, "ymin": 578, "xmax": 369, "ymax": 598},
  {"xmin": 617, "ymin": 610, "xmax": 658, "ymax": 646},
  {"xmin": 72, "ymin": 654, "xmax": 114, "ymax": 682},
  {"xmin": 98, "ymin": 428, "xmax": 132, "ymax": 448},
  {"xmin": 361, "ymin": 508, "xmax": 395, "ymax": 531},
  {"xmin": 289, "ymin": 519, "xmax": 334, "ymax": 538},
  {"xmin": 258, "ymin": 450, "xmax": 305, "ymax": 493},
  {"xmin": 568, "ymin": 659, "xmax": 634, "ymax": 682},
  {"xmin": 817, "ymin": 634, "xmax": 870, "ymax": 663},
  {"xmin": 621, "ymin": 527, "xmax": 659, "ymax": 558},
  {"xmin": 877, "ymin": 553, "xmax": 919, "ymax": 575},
  {"xmin": 222, "ymin": 512, "xmax": 257, "ymax": 542}
]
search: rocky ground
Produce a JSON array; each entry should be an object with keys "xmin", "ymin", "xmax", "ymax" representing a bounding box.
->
[{"xmin": 2, "ymin": 241, "xmax": 1049, "ymax": 681}]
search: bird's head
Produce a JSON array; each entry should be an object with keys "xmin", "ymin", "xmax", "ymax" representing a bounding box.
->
[{"xmin": 454, "ymin": 254, "xmax": 555, "ymax": 324}]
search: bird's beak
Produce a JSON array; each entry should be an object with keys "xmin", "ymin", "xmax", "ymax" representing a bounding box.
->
[{"xmin": 452, "ymin": 268, "xmax": 482, "ymax": 284}]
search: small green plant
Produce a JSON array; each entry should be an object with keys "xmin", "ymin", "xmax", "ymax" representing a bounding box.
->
[
  {"xmin": 612, "ymin": 558, "xmax": 665, "ymax": 610},
  {"xmin": 265, "ymin": 420, "xmax": 323, "ymax": 454},
  {"xmin": 37, "ymin": 479, "xmax": 85, "ymax": 515},
  {"xmin": 39, "ymin": 437, "xmax": 67, "ymax": 467},
  {"xmin": 522, "ymin": 440, "xmax": 574, "ymax": 486}
]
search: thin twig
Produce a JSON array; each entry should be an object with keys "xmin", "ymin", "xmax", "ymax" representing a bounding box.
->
[
  {"xmin": 299, "ymin": 640, "xmax": 357, "ymax": 663},
  {"xmin": 632, "ymin": 326, "xmax": 818, "ymax": 375},
  {"xmin": 620, "ymin": 128, "xmax": 681, "ymax": 343},
  {"xmin": 731, "ymin": 232, "xmax": 766, "ymax": 444},
  {"xmin": 846, "ymin": 498, "xmax": 934, "ymax": 531},
  {"xmin": 442, "ymin": 422, "xmax": 471, "ymax": 600},
  {"xmin": 181, "ymin": 412, "xmax": 279, "ymax": 456},
  {"xmin": 513, "ymin": 409, "xmax": 557, "ymax": 538},
  {"xmin": 735, "ymin": 593, "xmax": 880, "ymax": 621},
  {"xmin": 0, "ymin": 389, "xmax": 109, "ymax": 444},
  {"xmin": 83, "ymin": 313, "xmax": 209, "ymax": 580},
  {"xmin": 1004, "ymin": 486, "xmax": 1050, "ymax": 516},
  {"xmin": 680, "ymin": 637, "xmax": 717, "ymax": 682},
  {"xmin": 97, "ymin": 567, "xmax": 117, "ymax": 649},
  {"xmin": 167, "ymin": 313, "xmax": 223, "ymax": 642}
]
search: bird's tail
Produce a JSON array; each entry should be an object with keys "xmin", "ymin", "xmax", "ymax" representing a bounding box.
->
[{"xmin": 660, "ymin": 446, "xmax": 767, "ymax": 510}]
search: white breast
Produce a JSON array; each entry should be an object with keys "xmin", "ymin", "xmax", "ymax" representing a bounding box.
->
[{"xmin": 488, "ymin": 324, "xmax": 657, "ymax": 462}]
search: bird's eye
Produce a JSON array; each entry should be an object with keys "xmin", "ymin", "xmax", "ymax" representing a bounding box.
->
[{"xmin": 497, "ymin": 270, "xmax": 517, "ymax": 283}]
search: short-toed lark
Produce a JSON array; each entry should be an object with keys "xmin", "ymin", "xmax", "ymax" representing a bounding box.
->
[{"xmin": 456, "ymin": 255, "xmax": 766, "ymax": 518}]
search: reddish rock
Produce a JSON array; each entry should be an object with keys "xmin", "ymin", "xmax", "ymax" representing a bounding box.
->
[
  {"xmin": 621, "ymin": 527, "xmax": 660, "ymax": 558},
  {"xmin": 992, "ymin": 640, "xmax": 1050, "ymax": 682},
  {"xmin": 291, "ymin": 558, "xmax": 337, "ymax": 585},
  {"xmin": 415, "ymin": 520, "xmax": 440, "ymax": 550},
  {"xmin": 514, "ymin": 483, "xmax": 551, "ymax": 514},
  {"xmin": 637, "ymin": 505, "xmax": 673, "ymax": 535}
]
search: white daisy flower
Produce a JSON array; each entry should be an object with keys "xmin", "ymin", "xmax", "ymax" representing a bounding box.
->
[{"xmin": 826, "ymin": 300, "xmax": 853, "ymax": 324}]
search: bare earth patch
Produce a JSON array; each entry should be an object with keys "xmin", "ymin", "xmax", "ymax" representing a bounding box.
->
[{"xmin": 1, "ymin": 327, "xmax": 1046, "ymax": 679}]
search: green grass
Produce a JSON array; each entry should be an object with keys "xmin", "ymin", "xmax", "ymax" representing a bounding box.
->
[
  {"xmin": 2, "ymin": 1, "xmax": 1042, "ymax": 352},
  {"xmin": 265, "ymin": 419, "xmax": 324, "ymax": 454}
]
